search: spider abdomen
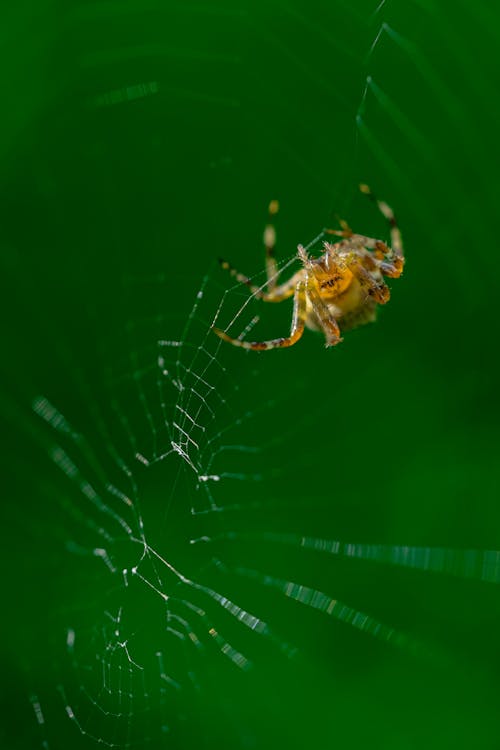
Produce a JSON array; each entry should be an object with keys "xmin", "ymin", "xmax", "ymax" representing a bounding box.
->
[{"xmin": 333, "ymin": 301, "xmax": 378, "ymax": 332}]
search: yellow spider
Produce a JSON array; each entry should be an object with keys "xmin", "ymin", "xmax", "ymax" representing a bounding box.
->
[{"xmin": 213, "ymin": 184, "xmax": 404, "ymax": 350}]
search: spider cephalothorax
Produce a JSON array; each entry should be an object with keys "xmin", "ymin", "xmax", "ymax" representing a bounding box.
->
[{"xmin": 214, "ymin": 184, "xmax": 404, "ymax": 350}]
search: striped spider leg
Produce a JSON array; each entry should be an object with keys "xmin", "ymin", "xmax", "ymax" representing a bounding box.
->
[{"xmin": 324, "ymin": 184, "xmax": 404, "ymax": 278}]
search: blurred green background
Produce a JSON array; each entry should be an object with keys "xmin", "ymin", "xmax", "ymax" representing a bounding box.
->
[{"xmin": 1, "ymin": 1, "xmax": 500, "ymax": 748}]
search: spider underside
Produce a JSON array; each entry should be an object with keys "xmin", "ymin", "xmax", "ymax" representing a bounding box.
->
[{"xmin": 214, "ymin": 184, "xmax": 404, "ymax": 351}]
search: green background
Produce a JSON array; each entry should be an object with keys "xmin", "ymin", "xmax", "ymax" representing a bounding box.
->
[{"xmin": 1, "ymin": 1, "xmax": 500, "ymax": 748}]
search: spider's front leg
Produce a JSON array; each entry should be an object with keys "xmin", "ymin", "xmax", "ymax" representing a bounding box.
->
[
  {"xmin": 213, "ymin": 280, "xmax": 307, "ymax": 350},
  {"xmin": 297, "ymin": 248, "xmax": 342, "ymax": 347},
  {"xmin": 326, "ymin": 185, "xmax": 404, "ymax": 275},
  {"xmin": 348, "ymin": 256, "xmax": 391, "ymax": 304},
  {"xmin": 359, "ymin": 184, "xmax": 404, "ymax": 276},
  {"xmin": 306, "ymin": 279, "xmax": 342, "ymax": 347}
]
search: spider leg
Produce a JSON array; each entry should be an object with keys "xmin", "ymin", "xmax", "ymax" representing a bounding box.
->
[
  {"xmin": 359, "ymin": 184, "xmax": 404, "ymax": 276},
  {"xmin": 213, "ymin": 280, "xmax": 307, "ymax": 350},
  {"xmin": 340, "ymin": 235, "xmax": 402, "ymax": 277},
  {"xmin": 305, "ymin": 277, "xmax": 342, "ymax": 346},
  {"xmin": 330, "ymin": 235, "xmax": 401, "ymax": 278},
  {"xmin": 218, "ymin": 198, "xmax": 283, "ymax": 299},
  {"xmin": 218, "ymin": 257, "xmax": 300, "ymax": 302},
  {"xmin": 324, "ymin": 232, "xmax": 394, "ymax": 269},
  {"xmin": 377, "ymin": 258, "xmax": 404, "ymax": 278},
  {"xmin": 264, "ymin": 199, "xmax": 279, "ymax": 291},
  {"xmin": 323, "ymin": 215, "xmax": 353, "ymax": 239},
  {"xmin": 348, "ymin": 259, "xmax": 391, "ymax": 304}
]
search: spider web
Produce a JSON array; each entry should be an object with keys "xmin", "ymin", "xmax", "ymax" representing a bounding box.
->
[
  {"xmin": 21, "ymin": 260, "xmax": 500, "ymax": 749},
  {"xmin": 1, "ymin": 1, "xmax": 500, "ymax": 749}
]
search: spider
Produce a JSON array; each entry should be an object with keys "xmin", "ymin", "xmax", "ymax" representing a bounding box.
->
[{"xmin": 213, "ymin": 184, "xmax": 404, "ymax": 350}]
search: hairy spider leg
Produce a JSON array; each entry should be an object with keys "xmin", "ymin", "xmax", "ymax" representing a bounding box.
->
[
  {"xmin": 264, "ymin": 199, "xmax": 279, "ymax": 291},
  {"xmin": 333, "ymin": 236, "xmax": 401, "ymax": 283},
  {"xmin": 305, "ymin": 276, "xmax": 342, "ymax": 345},
  {"xmin": 213, "ymin": 280, "xmax": 307, "ymax": 350},
  {"xmin": 348, "ymin": 258, "xmax": 391, "ymax": 303},
  {"xmin": 218, "ymin": 197, "xmax": 280, "ymax": 298},
  {"xmin": 324, "ymin": 231, "xmax": 390, "ymax": 261},
  {"xmin": 324, "ymin": 185, "xmax": 403, "ymax": 274},
  {"xmin": 359, "ymin": 184, "xmax": 404, "ymax": 276},
  {"xmin": 218, "ymin": 257, "xmax": 300, "ymax": 302},
  {"xmin": 323, "ymin": 214, "xmax": 354, "ymax": 239},
  {"xmin": 327, "ymin": 213, "xmax": 355, "ymax": 237},
  {"xmin": 324, "ymin": 216, "xmax": 392, "ymax": 262},
  {"xmin": 296, "ymin": 246, "xmax": 342, "ymax": 345}
]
